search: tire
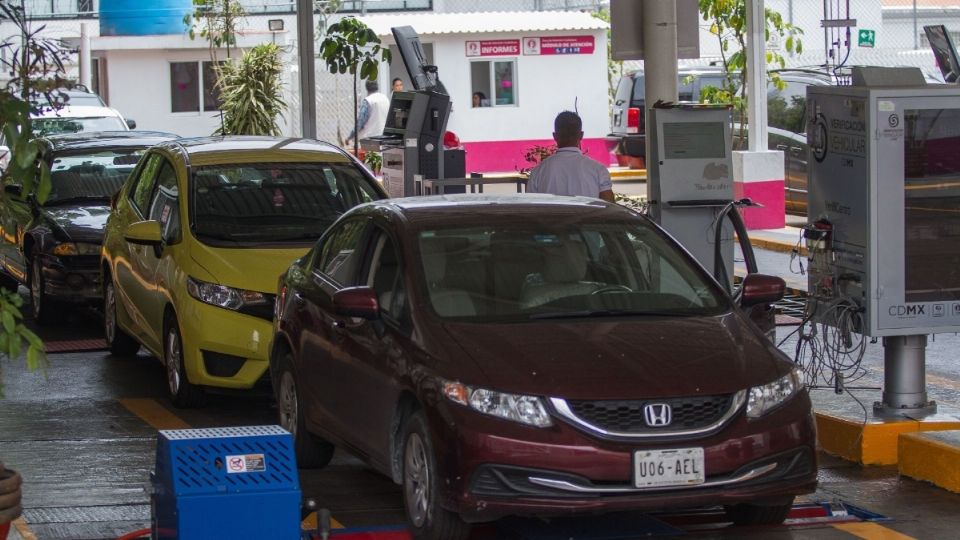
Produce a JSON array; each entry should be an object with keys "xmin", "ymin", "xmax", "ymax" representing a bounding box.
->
[
  {"xmin": 725, "ymin": 496, "xmax": 795, "ymax": 526},
  {"xmin": 402, "ymin": 411, "xmax": 470, "ymax": 540},
  {"xmin": 30, "ymin": 258, "xmax": 65, "ymax": 325},
  {"xmin": 164, "ymin": 315, "xmax": 205, "ymax": 408},
  {"xmin": 104, "ymin": 280, "xmax": 140, "ymax": 356},
  {"xmin": 273, "ymin": 351, "xmax": 334, "ymax": 469}
]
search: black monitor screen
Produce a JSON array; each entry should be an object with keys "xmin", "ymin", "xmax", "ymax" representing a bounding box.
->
[
  {"xmin": 385, "ymin": 92, "xmax": 414, "ymax": 135},
  {"xmin": 391, "ymin": 26, "xmax": 446, "ymax": 94},
  {"xmin": 924, "ymin": 25, "xmax": 960, "ymax": 83}
]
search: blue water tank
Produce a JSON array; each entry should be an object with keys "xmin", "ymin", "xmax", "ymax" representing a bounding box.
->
[{"xmin": 100, "ymin": 0, "xmax": 193, "ymax": 36}]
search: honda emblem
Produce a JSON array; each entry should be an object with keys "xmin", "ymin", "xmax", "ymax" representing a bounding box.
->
[{"xmin": 643, "ymin": 403, "xmax": 672, "ymax": 427}]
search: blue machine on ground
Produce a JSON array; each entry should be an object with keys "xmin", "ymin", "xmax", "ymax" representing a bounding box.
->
[{"xmin": 151, "ymin": 426, "xmax": 302, "ymax": 539}]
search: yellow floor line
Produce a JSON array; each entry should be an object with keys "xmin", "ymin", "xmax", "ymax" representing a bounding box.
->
[
  {"xmin": 118, "ymin": 398, "xmax": 191, "ymax": 430},
  {"xmin": 300, "ymin": 511, "xmax": 344, "ymax": 530},
  {"xmin": 12, "ymin": 517, "xmax": 38, "ymax": 540},
  {"xmin": 833, "ymin": 522, "xmax": 917, "ymax": 539}
]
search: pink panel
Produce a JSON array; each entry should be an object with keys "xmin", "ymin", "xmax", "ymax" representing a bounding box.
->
[
  {"xmin": 462, "ymin": 138, "xmax": 616, "ymax": 174},
  {"xmin": 735, "ymin": 179, "xmax": 785, "ymax": 230}
]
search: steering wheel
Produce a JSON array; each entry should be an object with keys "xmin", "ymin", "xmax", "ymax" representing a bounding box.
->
[{"xmin": 591, "ymin": 284, "xmax": 633, "ymax": 295}]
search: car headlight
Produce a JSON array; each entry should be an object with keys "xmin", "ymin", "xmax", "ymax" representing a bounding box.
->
[
  {"xmin": 746, "ymin": 367, "xmax": 804, "ymax": 419},
  {"xmin": 442, "ymin": 381, "xmax": 552, "ymax": 427},
  {"xmin": 186, "ymin": 276, "xmax": 268, "ymax": 311},
  {"xmin": 52, "ymin": 242, "xmax": 100, "ymax": 256}
]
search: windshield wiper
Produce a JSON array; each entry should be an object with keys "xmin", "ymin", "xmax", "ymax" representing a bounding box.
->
[
  {"xmin": 529, "ymin": 309, "xmax": 690, "ymax": 320},
  {"xmin": 42, "ymin": 195, "xmax": 110, "ymax": 206}
]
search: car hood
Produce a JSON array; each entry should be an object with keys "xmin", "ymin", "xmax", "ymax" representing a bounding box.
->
[
  {"xmin": 189, "ymin": 243, "xmax": 312, "ymax": 294},
  {"xmin": 438, "ymin": 312, "xmax": 788, "ymax": 400},
  {"xmin": 42, "ymin": 204, "xmax": 110, "ymax": 243}
]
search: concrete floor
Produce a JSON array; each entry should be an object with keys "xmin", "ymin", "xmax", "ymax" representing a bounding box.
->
[{"xmin": 2, "ymin": 247, "xmax": 960, "ymax": 539}]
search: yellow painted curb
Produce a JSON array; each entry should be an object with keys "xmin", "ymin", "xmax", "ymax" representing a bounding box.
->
[
  {"xmin": 747, "ymin": 236, "xmax": 807, "ymax": 257},
  {"xmin": 609, "ymin": 168, "xmax": 646, "ymax": 180},
  {"xmin": 899, "ymin": 431, "xmax": 960, "ymax": 493},
  {"xmin": 815, "ymin": 412, "xmax": 960, "ymax": 465}
]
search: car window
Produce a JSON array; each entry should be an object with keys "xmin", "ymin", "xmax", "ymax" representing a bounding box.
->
[
  {"xmin": 31, "ymin": 116, "xmax": 126, "ymax": 137},
  {"xmin": 129, "ymin": 154, "xmax": 163, "ymax": 215},
  {"xmin": 147, "ymin": 160, "xmax": 180, "ymax": 244},
  {"xmin": 416, "ymin": 221, "xmax": 729, "ymax": 322},
  {"xmin": 45, "ymin": 148, "xmax": 145, "ymax": 204},
  {"xmin": 768, "ymin": 78, "xmax": 809, "ymax": 134},
  {"xmin": 191, "ymin": 161, "xmax": 382, "ymax": 246},
  {"xmin": 316, "ymin": 219, "xmax": 367, "ymax": 286},
  {"xmin": 366, "ymin": 231, "xmax": 408, "ymax": 325}
]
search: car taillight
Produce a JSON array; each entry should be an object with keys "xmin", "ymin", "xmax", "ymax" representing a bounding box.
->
[{"xmin": 627, "ymin": 107, "xmax": 641, "ymax": 134}]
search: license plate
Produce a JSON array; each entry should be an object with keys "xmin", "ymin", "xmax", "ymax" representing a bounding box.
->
[{"xmin": 633, "ymin": 448, "xmax": 705, "ymax": 488}]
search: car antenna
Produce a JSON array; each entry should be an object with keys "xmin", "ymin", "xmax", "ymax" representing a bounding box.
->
[{"xmin": 574, "ymin": 96, "xmax": 579, "ymax": 114}]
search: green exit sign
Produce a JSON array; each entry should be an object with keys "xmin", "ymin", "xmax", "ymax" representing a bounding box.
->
[{"xmin": 859, "ymin": 29, "xmax": 876, "ymax": 48}]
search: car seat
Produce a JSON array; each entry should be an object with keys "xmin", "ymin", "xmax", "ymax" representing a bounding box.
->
[
  {"xmin": 519, "ymin": 239, "xmax": 599, "ymax": 309},
  {"xmin": 420, "ymin": 237, "xmax": 477, "ymax": 317}
]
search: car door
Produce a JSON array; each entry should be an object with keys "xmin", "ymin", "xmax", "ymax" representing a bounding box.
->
[
  {"xmin": 297, "ymin": 218, "xmax": 370, "ymax": 445},
  {"xmin": 114, "ymin": 153, "xmax": 165, "ymax": 351},
  {"xmin": 0, "ymin": 184, "xmax": 32, "ymax": 284},
  {"xmin": 338, "ymin": 227, "xmax": 410, "ymax": 466},
  {"xmin": 140, "ymin": 159, "xmax": 182, "ymax": 341}
]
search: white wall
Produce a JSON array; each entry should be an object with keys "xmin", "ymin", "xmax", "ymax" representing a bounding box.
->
[{"xmin": 384, "ymin": 29, "xmax": 609, "ymax": 143}]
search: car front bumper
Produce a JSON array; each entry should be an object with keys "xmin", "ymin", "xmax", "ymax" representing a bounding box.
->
[
  {"xmin": 431, "ymin": 392, "xmax": 817, "ymax": 523},
  {"xmin": 39, "ymin": 254, "xmax": 101, "ymax": 303},
  {"xmin": 177, "ymin": 297, "xmax": 273, "ymax": 390}
]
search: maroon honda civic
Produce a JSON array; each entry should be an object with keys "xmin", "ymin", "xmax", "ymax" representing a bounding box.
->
[{"xmin": 269, "ymin": 195, "xmax": 816, "ymax": 540}]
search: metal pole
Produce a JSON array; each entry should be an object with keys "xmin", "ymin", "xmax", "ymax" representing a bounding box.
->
[
  {"xmin": 746, "ymin": 0, "xmax": 767, "ymax": 151},
  {"xmin": 79, "ymin": 23, "xmax": 91, "ymax": 90},
  {"xmin": 913, "ymin": 0, "xmax": 918, "ymax": 50},
  {"xmin": 296, "ymin": 0, "xmax": 317, "ymax": 138},
  {"xmin": 641, "ymin": 0, "xmax": 678, "ymax": 164},
  {"xmin": 875, "ymin": 335, "xmax": 937, "ymax": 416}
]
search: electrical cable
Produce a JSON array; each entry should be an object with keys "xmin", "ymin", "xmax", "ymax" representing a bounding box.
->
[{"xmin": 115, "ymin": 528, "xmax": 150, "ymax": 540}]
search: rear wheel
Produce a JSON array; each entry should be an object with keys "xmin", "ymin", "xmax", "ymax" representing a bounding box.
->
[
  {"xmin": 164, "ymin": 315, "xmax": 205, "ymax": 408},
  {"xmin": 30, "ymin": 258, "xmax": 65, "ymax": 325},
  {"xmin": 402, "ymin": 411, "xmax": 470, "ymax": 540},
  {"xmin": 104, "ymin": 281, "xmax": 140, "ymax": 356},
  {"xmin": 274, "ymin": 351, "xmax": 334, "ymax": 469},
  {"xmin": 725, "ymin": 496, "xmax": 795, "ymax": 526}
]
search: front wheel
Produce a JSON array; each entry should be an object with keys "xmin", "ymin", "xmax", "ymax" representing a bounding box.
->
[
  {"xmin": 725, "ymin": 496, "xmax": 795, "ymax": 526},
  {"xmin": 274, "ymin": 351, "xmax": 334, "ymax": 469},
  {"xmin": 164, "ymin": 315, "xmax": 205, "ymax": 408},
  {"xmin": 104, "ymin": 281, "xmax": 140, "ymax": 356},
  {"xmin": 402, "ymin": 411, "xmax": 470, "ymax": 540},
  {"xmin": 31, "ymin": 258, "xmax": 65, "ymax": 325}
]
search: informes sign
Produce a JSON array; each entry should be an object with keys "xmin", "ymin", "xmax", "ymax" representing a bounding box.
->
[
  {"xmin": 465, "ymin": 39, "xmax": 520, "ymax": 57},
  {"xmin": 523, "ymin": 35, "xmax": 595, "ymax": 55}
]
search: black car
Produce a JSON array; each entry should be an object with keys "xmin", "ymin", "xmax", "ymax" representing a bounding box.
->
[{"xmin": 0, "ymin": 131, "xmax": 178, "ymax": 324}]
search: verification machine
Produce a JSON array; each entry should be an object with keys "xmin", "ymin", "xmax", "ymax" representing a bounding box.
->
[{"xmin": 806, "ymin": 68, "xmax": 960, "ymax": 414}]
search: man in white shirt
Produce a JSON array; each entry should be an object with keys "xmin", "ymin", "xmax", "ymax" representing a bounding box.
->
[
  {"xmin": 527, "ymin": 111, "xmax": 615, "ymax": 202},
  {"xmin": 346, "ymin": 80, "xmax": 390, "ymax": 146}
]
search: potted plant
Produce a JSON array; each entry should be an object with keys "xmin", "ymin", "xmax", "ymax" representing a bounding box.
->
[
  {"xmin": 517, "ymin": 143, "xmax": 557, "ymax": 176},
  {"xmin": 363, "ymin": 150, "xmax": 382, "ymax": 176},
  {"xmin": 0, "ymin": 462, "xmax": 22, "ymax": 540}
]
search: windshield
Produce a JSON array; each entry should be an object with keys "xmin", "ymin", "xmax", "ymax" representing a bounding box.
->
[
  {"xmin": 33, "ymin": 116, "xmax": 126, "ymax": 137},
  {"xmin": 191, "ymin": 161, "xmax": 381, "ymax": 245},
  {"xmin": 46, "ymin": 149, "xmax": 145, "ymax": 205},
  {"xmin": 417, "ymin": 221, "xmax": 729, "ymax": 322}
]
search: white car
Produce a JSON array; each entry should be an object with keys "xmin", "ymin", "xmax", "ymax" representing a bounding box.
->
[{"xmin": 0, "ymin": 105, "xmax": 136, "ymax": 169}]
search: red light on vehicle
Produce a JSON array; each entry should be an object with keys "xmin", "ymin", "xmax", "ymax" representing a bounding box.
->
[{"xmin": 627, "ymin": 107, "xmax": 641, "ymax": 134}]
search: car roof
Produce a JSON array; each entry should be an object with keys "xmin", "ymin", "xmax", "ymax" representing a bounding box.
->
[
  {"xmin": 31, "ymin": 105, "xmax": 123, "ymax": 119},
  {"xmin": 38, "ymin": 131, "xmax": 179, "ymax": 152},
  {"xmin": 161, "ymin": 136, "xmax": 351, "ymax": 165},
  {"xmin": 360, "ymin": 194, "xmax": 639, "ymax": 225}
]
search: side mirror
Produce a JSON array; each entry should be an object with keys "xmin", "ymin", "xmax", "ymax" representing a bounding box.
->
[
  {"xmin": 126, "ymin": 118, "xmax": 137, "ymax": 129},
  {"xmin": 333, "ymin": 286, "xmax": 380, "ymax": 320},
  {"xmin": 124, "ymin": 220, "xmax": 163, "ymax": 246},
  {"xmin": 740, "ymin": 274, "xmax": 786, "ymax": 307}
]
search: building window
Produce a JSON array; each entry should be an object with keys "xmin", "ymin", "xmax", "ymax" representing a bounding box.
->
[
  {"xmin": 170, "ymin": 61, "xmax": 221, "ymax": 113},
  {"xmin": 470, "ymin": 59, "xmax": 517, "ymax": 108}
]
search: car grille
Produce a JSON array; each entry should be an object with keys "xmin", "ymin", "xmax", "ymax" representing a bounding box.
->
[{"xmin": 563, "ymin": 394, "xmax": 737, "ymax": 435}]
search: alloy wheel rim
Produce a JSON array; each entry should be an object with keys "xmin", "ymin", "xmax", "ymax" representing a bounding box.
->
[
  {"xmin": 404, "ymin": 433, "xmax": 430, "ymax": 527},
  {"xmin": 279, "ymin": 371, "xmax": 298, "ymax": 436},
  {"xmin": 104, "ymin": 285, "xmax": 116, "ymax": 344},
  {"xmin": 31, "ymin": 261, "xmax": 41, "ymax": 317},
  {"xmin": 166, "ymin": 327, "xmax": 181, "ymax": 396}
]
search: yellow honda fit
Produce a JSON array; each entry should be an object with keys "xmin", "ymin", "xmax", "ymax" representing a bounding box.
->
[{"xmin": 101, "ymin": 137, "xmax": 385, "ymax": 407}]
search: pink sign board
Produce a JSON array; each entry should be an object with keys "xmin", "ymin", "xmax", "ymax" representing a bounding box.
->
[
  {"xmin": 523, "ymin": 35, "xmax": 596, "ymax": 55},
  {"xmin": 465, "ymin": 39, "xmax": 521, "ymax": 57}
]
